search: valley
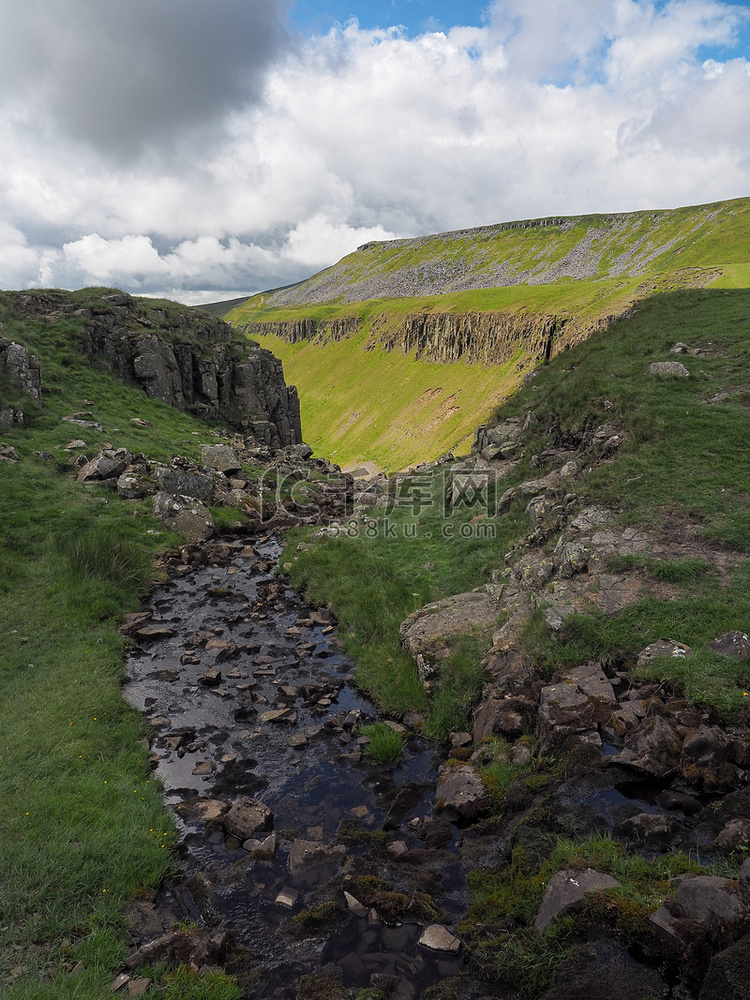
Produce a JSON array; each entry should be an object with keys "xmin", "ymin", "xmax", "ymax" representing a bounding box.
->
[{"xmin": 2, "ymin": 199, "xmax": 750, "ymax": 999}]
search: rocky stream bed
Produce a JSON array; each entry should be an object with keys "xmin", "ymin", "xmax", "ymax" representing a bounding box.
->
[{"xmin": 120, "ymin": 532, "xmax": 472, "ymax": 1000}]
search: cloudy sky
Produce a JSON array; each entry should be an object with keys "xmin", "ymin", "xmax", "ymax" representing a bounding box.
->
[{"xmin": 0, "ymin": 0, "xmax": 748, "ymax": 304}]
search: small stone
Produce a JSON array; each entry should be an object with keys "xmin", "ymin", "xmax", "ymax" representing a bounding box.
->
[
  {"xmin": 128, "ymin": 979, "xmax": 151, "ymax": 997},
  {"xmin": 223, "ymin": 796, "xmax": 273, "ymax": 839},
  {"xmin": 288, "ymin": 734, "xmax": 308, "ymax": 749},
  {"xmin": 192, "ymin": 761, "xmax": 214, "ymax": 776},
  {"xmin": 260, "ymin": 708, "xmax": 298, "ymax": 724},
  {"xmin": 344, "ymin": 891, "xmax": 368, "ymax": 917},
  {"xmin": 418, "ymin": 925, "xmax": 461, "ymax": 954},
  {"xmin": 275, "ymin": 886, "xmax": 299, "ymax": 909},
  {"xmin": 649, "ymin": 361, "xmax": 690, "ymax": 378},
  {"xmin": 110, "ymin": 973, "xmax": 131, "ymax": 992},
  {"xmin": 200, "ymin": 667, "xmax": 222, "ymax": 686},
  {"xmin": 449, "ymin": 731, "xmax": 472, "ymax": 748},
  {"xmin": 388, "ymin": 841, "xmax": 408, "ymax": 857}
]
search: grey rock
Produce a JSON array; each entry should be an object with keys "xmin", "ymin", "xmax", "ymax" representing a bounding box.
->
[
  {"xmin": 699, "ymin": 933, "xmax": 750, "ymax": 1000},
  {"xmin": 152, "ymin": 491, "xmax": 214, "ymax": 543},
  {"xmin": 223, "ymin": 796, "xmax": 273, "ymax": 840},
  {"xmin": 117, "ymin": 471, "xmax": 156, "ymax": 500},
  {"xmin": 156, "ymin": 465, "xmax": 214, "ymax": 502},
  {"xmin": 418, "ymin": 925, "xmax": 461, "ymax": 954},
  {"xmin": 709, "ymin": 630, "xmax": 750, "ymax": 662},
  {"xmin": 435, "ymin": 762, "xmax": 490, "ymax": 821},
  {"xmin": 650, "ymin": 875, "xmax": 750, "ymax": 956},
  {"xmin": 77, "ymin": 448, "xmax": 132, "ymax": 482},
  {"xmin": 534, "ymin": 868, "xmax": 620, "ymax": 932},
  {"xmin": 200, "ymin": 444, "xmax": 242, "ymax": 474},
  {"xmin": 0, "ymin": 338, "xmax": 42, "ymax": 403},
  {"xmin": 637, "ymin": 638, "xmax": 692, "ymax": 666},
  {"xmin": 649, "ymin": 361, "xmax": 690, "ymax": 377}
]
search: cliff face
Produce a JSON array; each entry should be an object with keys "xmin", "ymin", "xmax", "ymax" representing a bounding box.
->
[
  {"xmin": 242, "ymin": 310, "xmax": 584, "ymax": 366},
  {"xmin": 7, "ymin": 290, "xmax": 302, "ymax": 449},
  {"xmin": 374, "ymin": 311, "xmax": 564, "ymax": 364}
]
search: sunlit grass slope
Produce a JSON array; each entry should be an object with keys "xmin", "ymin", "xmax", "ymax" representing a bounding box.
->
[{"xmin": 251, "ymin": 325, "xmax": 524, "ymax": 469}]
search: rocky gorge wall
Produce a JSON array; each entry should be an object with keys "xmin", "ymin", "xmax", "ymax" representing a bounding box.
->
[
  {"xmin": 241, "ymin": 309, "xmax": 592, "ymax": 366},
  {"xmin": 4, "ymin": 290, "xmax": 302, "ymax": 450}
]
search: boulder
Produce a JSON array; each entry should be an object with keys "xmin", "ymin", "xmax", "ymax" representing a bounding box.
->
[
  {"xmin": 709, "ymin": 631, "xmax": 750, "ymax": 662},
  {"xmin": 681, "ymin": 727, "xmax": 743, "ymax": 793},
  {"xmin": 223, "ymin": 796, "xmax": 273, "ymax": 840},
  {"xmin": 473, "ymin": 695, "xmax": 532, "ymax": 742},
  {"xmin": 699, "ymin": 933, "xmax": 750, "ymax": 1000},
  {"xmin": 152, "ymin": 491, "xmax": 214, "ymax": 543},
  {"xmin": 649, "ymin": 361, "xmax": 690, "ymax": 377},
  {"xmin": 155, "ymin": 465, "xmax": 214, "ymax": 503},
  {"xmin": 201, "ymin": 444, "xmax": 242, "ymax": 474},
  {"xmin": 117, "ymin": 471, "xmax": 156, "ymax": 500},
  {"xmin": 435, "ymin": 762, "xmax": 490, "ymax": 822},
  {"xmin": 418, "ymin": 925, "xmax": 461, "ymax": 954},
  {"xmin": 77, "ymin": 448, "xmax": 132, "ymax": 482},
  {"xmin": 0, "ymin": 338, "xmax": 42, "ymax": 403},
  {"xmin": 615, "ymin": 714, "xmax": 685, "ymax": 777},
  {"xmin": 650, "ymin": 875, "xmax": 750, "ymax": 958},
  {"xmin": 399, "ymin": 589, "xmax": 504, "ymax": 680},
  {"xmin": 636, "ymin": 638, "xmax": 692, "ymax": 667}
]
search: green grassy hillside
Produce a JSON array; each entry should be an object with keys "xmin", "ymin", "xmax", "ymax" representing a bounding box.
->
[{"xmin": 227, "ymin": 198, "xmax": 750, "ymax": 472}]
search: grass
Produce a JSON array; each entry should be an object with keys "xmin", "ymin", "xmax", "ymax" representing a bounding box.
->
[{"xmin": 358, "ymin": 723, "xmax": 406, "ymax": 766}]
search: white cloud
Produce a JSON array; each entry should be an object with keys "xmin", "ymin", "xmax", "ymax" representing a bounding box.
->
[{"xmin": 0, "ymin": 0, "xmax": 748, "ymax": 301}]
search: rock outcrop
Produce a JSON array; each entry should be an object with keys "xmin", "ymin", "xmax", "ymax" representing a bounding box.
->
[
  {"xmin": 0, "ymin": 333, "xmax": 42, "ymax": 425},
  {"xmin": 7, "ymin": 289, "xmax": 302, "ymax": 448},
  {"xmin": 243, "ymin": 310, "xmax": 582, "ymax": 366}
]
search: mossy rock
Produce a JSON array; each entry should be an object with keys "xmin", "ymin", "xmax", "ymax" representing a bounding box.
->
[{"xmin": 288, "ymin": 899, "xmax": 347, "ymax": 939}]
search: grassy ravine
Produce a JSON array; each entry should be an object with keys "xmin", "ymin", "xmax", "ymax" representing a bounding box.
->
[
  {"xmin": 0, "ymin": 293, "xmax": 254, "ymax": 998},
  {"xmin": 226, "ymin": 196, "xmax": 750, "ymax": 471}
]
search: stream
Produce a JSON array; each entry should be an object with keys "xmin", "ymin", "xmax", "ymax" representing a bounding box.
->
[{"xmin": 123, "ymin": 531, "xmax": 471, "ymax": 999}]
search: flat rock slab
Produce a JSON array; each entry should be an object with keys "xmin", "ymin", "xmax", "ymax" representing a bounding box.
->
[
  {"xmin": 418, "ymin": 924, "xmax": 461, "ymax": 954},
  {"xmin": 400, "ymin": 590, "xmax": 504, "ymax": 658},
  {"xmin": 534, "ymin": 868, "xmax": 620, "ymax": 933},
  {"xmin": 275, "ymin": 886, "xmax": 299, "ymax": 909}
]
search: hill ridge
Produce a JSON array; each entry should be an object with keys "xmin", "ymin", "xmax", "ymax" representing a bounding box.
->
[{"xmin": 258, "ymin": 196, "xmax": 749, "ymax": 308}]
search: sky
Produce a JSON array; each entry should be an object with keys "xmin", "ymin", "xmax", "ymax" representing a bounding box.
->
[{"xmin": 0, "ymin": 0, "xmax": 749, "ymax": 304}]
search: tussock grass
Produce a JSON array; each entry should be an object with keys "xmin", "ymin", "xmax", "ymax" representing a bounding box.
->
[{"xmin": 359, "ymin": 723, "xmax": 406, "ymax": 766}]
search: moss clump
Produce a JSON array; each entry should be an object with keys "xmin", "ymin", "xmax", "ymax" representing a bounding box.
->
[
  {"xmin": 288, "ymin": 900, "xmax": 346, "ymax": 939},
  {"xmin": 336, "ymin": 818, "xmax": 371, "ymax": 846},
  {"xmin": 297, "ymin": 966, "xmax": 348, "ymax": 1000},
  {"xmin": 359, "ymin": 723, "xmax": 406, "ymax": 766}
]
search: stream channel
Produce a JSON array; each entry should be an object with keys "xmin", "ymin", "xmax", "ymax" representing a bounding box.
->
[{"xmin": 123, "ymin": 531, "xmax": 471, "ymax": 999}]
